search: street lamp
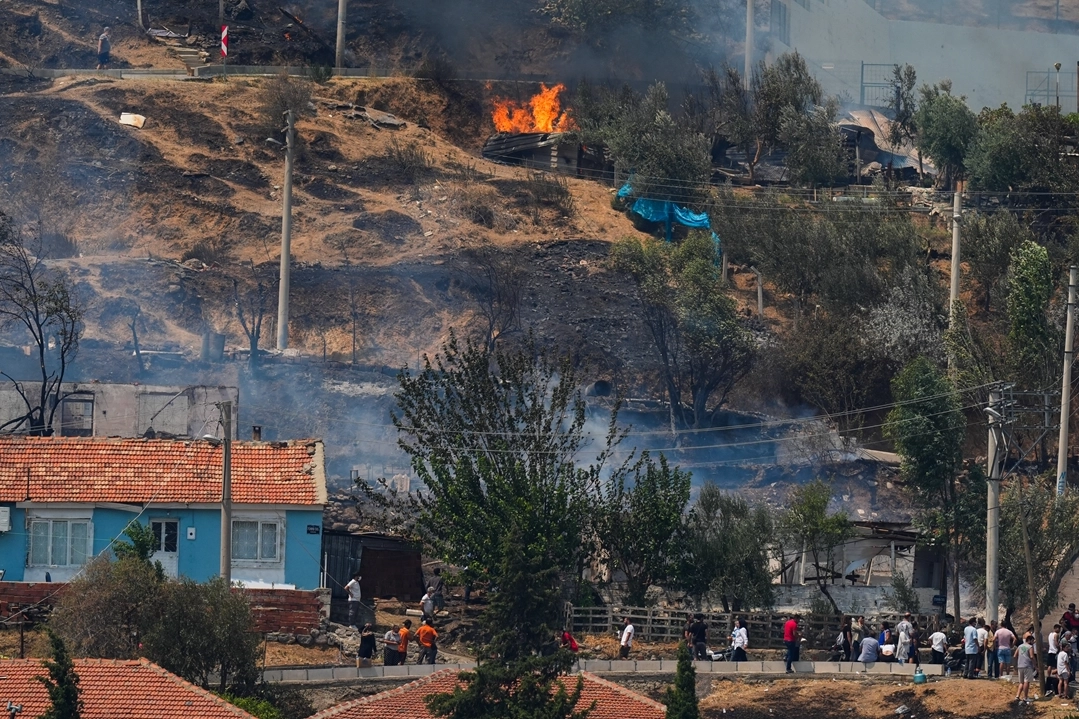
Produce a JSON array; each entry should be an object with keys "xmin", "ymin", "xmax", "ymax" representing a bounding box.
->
[{"xmin": 1056, "ymin": 62, "xmax": 1062, "ymax": 108}]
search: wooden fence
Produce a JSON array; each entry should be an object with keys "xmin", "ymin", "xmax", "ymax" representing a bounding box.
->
[{"xmin": 567, "ymin": 605, "xmax": 940, "ymax": 649}]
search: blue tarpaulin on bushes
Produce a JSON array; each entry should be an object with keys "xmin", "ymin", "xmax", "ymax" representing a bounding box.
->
[{"xmin": 617, "ymin": 182, "xmax": 721, "ymax": 249}]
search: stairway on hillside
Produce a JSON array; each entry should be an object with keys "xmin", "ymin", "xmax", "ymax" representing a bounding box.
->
[{"xmin": 162, "ymin": 42, "xmax": 210, "ymax": 74}]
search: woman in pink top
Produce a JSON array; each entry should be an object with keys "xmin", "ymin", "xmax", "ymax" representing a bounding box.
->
[{"xmin": 995, "ymin": 625, "xmax": 1016, "ymax": 677}]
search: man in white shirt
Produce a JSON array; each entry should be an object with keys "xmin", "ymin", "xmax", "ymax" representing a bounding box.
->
[
  {"xmin": 976, "ymin": 620, "xmax": 989, "ymax": 677},
  {"xmin": 929, "ymin": 628, "xmax": 948, "ymax": 665},
  {"xmin": 620, "ymin": 616, "xmax": 635, "ymax": 659},
  {"xmin": 345, "ymin": 572, "xmax": 362, "ymax": 629},
  {"xmin": 420, "ymin": 587, "xmax": 436, "ymax": 621}
]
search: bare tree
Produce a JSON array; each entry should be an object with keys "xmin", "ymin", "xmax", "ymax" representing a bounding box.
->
[
  {"xmin": 0, "ymin": 213, "xmax": 83, "ymax": 435},
  {"xmin": 460, "ymin": 246, "xmax": 523, "ymax": 351},
  {"xmin": 233, "ymin": 266, "xmax": 271, "ymax": 372}
]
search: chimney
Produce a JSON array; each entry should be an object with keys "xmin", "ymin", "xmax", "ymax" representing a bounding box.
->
[{"xmin": 252, "ymin": 425, "xmax": 262, "ymax": 441}]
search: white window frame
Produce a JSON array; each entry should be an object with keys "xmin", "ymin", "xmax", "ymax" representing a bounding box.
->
[
  {"xmin": 231, "ymin": 514, "xmax": 284, "ymax": 566},
  {"xmin": 27, "ymin": 517, "xmax": 93, "ymax": 567}
]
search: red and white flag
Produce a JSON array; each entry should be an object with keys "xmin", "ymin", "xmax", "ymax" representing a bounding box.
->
[{"xmin": 221, "ymin": 25, "xmax": 228, "ymax": 57}]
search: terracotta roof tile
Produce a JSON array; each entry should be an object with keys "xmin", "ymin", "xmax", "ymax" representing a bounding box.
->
[
  {"xmin": 308, "ymin": 669, "xmax": 667, "ymax": 719},
  {"xmin": 0, "ymin": 436, "xmax": 326, "ymax": 505},
  {"xmin": 0, "ymin": 658, "xmax": 256, "ymax": 718}
]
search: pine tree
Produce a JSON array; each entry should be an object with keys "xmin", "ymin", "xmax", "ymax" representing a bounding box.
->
[
  {"xmin": 664, "ymin": 642, "xmax": 699, "ymax": 719},
  {"xmin": 37, "ymin": 630, "xmax": 82, "ymax": 719}
]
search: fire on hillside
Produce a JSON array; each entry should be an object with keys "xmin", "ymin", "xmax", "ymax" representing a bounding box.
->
[{"xmin": 490, "ymin": 84, "xmax": 575, "ymax": 134}]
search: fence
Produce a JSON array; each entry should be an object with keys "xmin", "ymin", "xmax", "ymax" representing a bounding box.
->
[{"xmin": 568, "ymin": 605, "xmax": 940, "ymax": 649}]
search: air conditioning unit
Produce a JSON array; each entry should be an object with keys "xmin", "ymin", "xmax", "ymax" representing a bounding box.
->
[{"xmin": 0, "ymin": 507, "xmax": 10, "ymax": 532}]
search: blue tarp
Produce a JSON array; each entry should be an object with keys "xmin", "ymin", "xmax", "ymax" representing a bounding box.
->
[{"xmin": 617, "ymin": 182, "xmax": 721, "ymax": 250}]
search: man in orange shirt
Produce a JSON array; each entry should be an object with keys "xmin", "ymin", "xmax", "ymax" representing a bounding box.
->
[
  {"xmin": 416, "ymin": 618, "xmax": 438, "ymax": 664},
  {"xmin": 397, "ymin": 619, "xmax": 413, "ymax": 663}
]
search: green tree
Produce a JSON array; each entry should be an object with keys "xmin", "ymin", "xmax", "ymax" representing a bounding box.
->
[
  {"xmin": 779, "ymin": 98, "xmax": 846, "ymax": 187},
  {"xmin": 968, "ymin": 104, "xmax": 1079, "ymax": 194},
  {"xmin": 664, "ymin": 642, "xmax": 699, "ymax": 719},
  {"xmin": 143, "ymin": 577, "xmax": 260, "ymax": 692},
  {"xmin": 885, "ymin": 65, "xmax": 918, "ymax": 155},
  {"xmin": 611, "ymin": 233, "xmax": 755, "ymax": 430},
  {"xmin": 913, "ymin": 81, "xmax": 977, "ymax": 188},
  {"xmin": 776, "ymin": 479, "xmax": 854, "ymax": 613},
  {"xmin": 884, "ymin": 357, "xmax": 967, "ymax": 616},
  {"xmin": 599, "ymin": 452, "xmax": 691, "ymax": 605},
  {"xmin": 963, "ymin": 211, "xmax": 1028, "ymax": 312},
  {"xmin": 574, "ymin": 82, "xmax": 711, "ymax": 204},
  {"xmin": 720, "ymin": 53, "xmax": 825, "ymax": 182},
  {"xmin": 1006, "ymin": 239, "xmax": 1055, "ymax": 388},
  {"xmin": 38, "ymin": 631, "xmax": 82, "ymax": 719},
  {"xmin": 393, "ymin": 332, "xmax": 619, "ymax": 590},
  {"xmin": 50, "ymin": 556, "xmax": 164, "ymax": 659},
  {"xmin": 678, "ymin": 484, "xmax": 774, "ymax": 611}
]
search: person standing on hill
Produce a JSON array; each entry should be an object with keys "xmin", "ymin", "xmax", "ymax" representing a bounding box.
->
[
  {"xmin": 381, "ymin": 626, "xmax": 401, "ymax": 666},
  {"xmin": 96, "ymin": 27, "xmax": 111, "ymax": 69},
  {"xmin": 416, "ymin": 618, "xmax": 438, "ymax": 664},
  {"xmin": 345, "ymin": 572, "xmax": 362, "ymax": 629},
  {"xmin": 1014, "ymin": 634, "xmax": 1037, "ymax": 704},
  {"xmin": 731, "ymin": 617, "xmax": 749, "ymax": 662},
  {"xmin": 929, "ymin": 626, "xmax": 948, "ymax": 664},
  {"xmin": 430, "ymin": 567, "xmax": 446, "ymax": 611},
  {"xmin": 397, "ymin": 619, "xmax": 413, "ymax": 663},
  {"xmin": 619, "ymin": 617, "xmax": 635, "ymax": 659},
  {"xmin": 689, "ymin": 614, "xmax": 708, "ymax": 660},
  {"xmin": 963, "ymin": 617, "xmax": 981, "ymax": 679},
  {"xmin": 783, "ymin": 615, "xmax": 800, "ymax": 673}
]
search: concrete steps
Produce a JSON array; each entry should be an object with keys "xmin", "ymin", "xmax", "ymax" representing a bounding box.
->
[{"xmin": 165, "ymin": 43, "xmax": 210, "ymax": 74}]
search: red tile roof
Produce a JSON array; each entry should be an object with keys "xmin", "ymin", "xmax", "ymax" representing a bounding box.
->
[
  {"xmin": 0, "ymin": 436, "xmax": 326, "ymax": 505},
  {"xmin": 0, "ymin": 658, "xmax": 256, "ymax": 718},
  {"xmin": 308, "ymin": 669, "xmax": 667, "ymax": 719}
]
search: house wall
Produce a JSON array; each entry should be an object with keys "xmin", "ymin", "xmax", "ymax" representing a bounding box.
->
[
  {"xmin": 776, "ymin": 0, "xmax": 1079, "ymax": 111},
  {"xmin": 8, "ymin": 505, "xmax": 322, "ymax": 589},
  {"xmin": 0, "ymin": 384, "xmax": 239, "ymax": 438}
]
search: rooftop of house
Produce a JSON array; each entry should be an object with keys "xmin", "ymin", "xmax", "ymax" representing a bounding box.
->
[
  {"xmin": 0, "ymin": 658, "xmax": 255, "ymax": 718},
  {"xmin": 0, "ymin": 436, "xmax": 327, "ymax": 505},
  {"xmin": 308, "ymin": 669, "xmax": 667, "ymax": 719}
]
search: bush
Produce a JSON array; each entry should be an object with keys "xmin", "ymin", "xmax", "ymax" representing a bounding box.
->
[
  {"xmin": 306, "ymin": 64, "xmax": 333, "ymax": 85},
  {"xmin": 525, "ymin": 172, "xmax": 575, "ymax": 218},
  {"xmin": 181, "ymin": 238, "xmax": 232, "ymax": 266},
  {"xmin": 887, "ymin": 571, "xmax": 921, "ymax": 614},
  {"xmin": 414, "ymin": 55, "xmax": 458, "ymax": 86},
  {"xmin": 259, "ymin": 73, "xmax": 313, "ymax": 135},
  {"xmin": 385, "ymin": 138, "xmax": 433, "ymax": 184}
]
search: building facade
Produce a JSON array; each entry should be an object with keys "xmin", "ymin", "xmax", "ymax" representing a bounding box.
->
[{"xmin": 0, "ymin": 436, "xmax": 326, "ymax": 588}]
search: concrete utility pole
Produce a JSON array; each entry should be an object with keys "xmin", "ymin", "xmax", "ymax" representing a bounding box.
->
[
  {"xmin": 277, "ymin": 110, "xmax": 296, "ymax": 350},
  {"xmin": 218, "ymin": 401, "xmax": 233, "ymax": 584},
  {"xmin": 744, "ymin": 0, "xmax": 754, "ymax": 90},
  {"xmin": 1057, "ymin": 265, "xmax": 1078, "ymax": 496},
  {"xmin": 136, "ymin": 0, "xmax": 145, "ymax": 29},
  {"xmin": 985, "ymin": 388, "xmax": 1003, "ymax": 624},
  {"xmin": 949, "ymin": 189, "xmax": 961, "ymax": 326},
  {"xmin": 336, "ymin": 0, "xmax": 348, "ymax": 70},
  {"xmin": 219, "ymin": 0, "xmax": 225, "ymax": 32},
  {"xmin": 1056, "ymin": 62, "xmax": 1063, "ymax": 108}
]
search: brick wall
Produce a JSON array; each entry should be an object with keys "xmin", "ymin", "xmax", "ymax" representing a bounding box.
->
[
  {"xmin": 245, "ymin": 588, "xmax": 323, "ymax": 634},
  {"xmin": 0, "ymin": 582, "xmax": 322, "ymax": 634}
]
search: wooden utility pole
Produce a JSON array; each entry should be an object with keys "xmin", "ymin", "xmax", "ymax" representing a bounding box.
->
[
  {"xmin": 1057, "ymin": 265, "xmax": 1078, "ymax": 495},
  {"xmin": 277, "ymin": 110, "xmax": 296, "ymax": 350}
]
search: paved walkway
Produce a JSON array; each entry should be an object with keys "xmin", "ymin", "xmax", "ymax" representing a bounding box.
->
[{"xmin": 262, "ymin": 660, "xmax": 937, "ymax": 684}]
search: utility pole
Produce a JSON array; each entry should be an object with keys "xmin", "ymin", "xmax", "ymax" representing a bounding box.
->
[
  {"xmin": 277, "ymin": 110, "xmax": 296, "ymax": 350},
  {"xmin": 336, "ymin": 0, "xmax": 348, "ymax": 70},
  {"xmin": 744, "ymin": 0, "xmax": 754, "ymax": 91},
  {"xmin": 985, "ymin": 388, "xmax": 1003, "ymax": 624},
  {"xmin": 1056, "ymin": 62, "xmax": 1062, "ymax": 108},
  {"xmin": 949, "ymin": 188, "xmax": 961, "ymax": 327},
  {"xmin": 1058, "ymin": 265, "xmax": 1078, "ymax": 495},
  {"xmin": 136, "ymin": 0, "xmax": 145, "ymax": 30},
  {"xmin": 218, "ymin": 401, "xmax": 233, "ymax": 584},
  {"xmin": 219, "ymin": 0, "xmax": 225, "ymax": 32}
]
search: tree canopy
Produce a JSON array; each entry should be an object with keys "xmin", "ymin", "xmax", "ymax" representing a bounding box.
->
[{"xmin": 913, "ymin": 81, "xmax": 977, "ymax": 188}]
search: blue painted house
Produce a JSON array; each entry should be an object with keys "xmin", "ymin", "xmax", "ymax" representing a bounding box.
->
[{"xmin": 0, "ymin": 436, "xmax": 327, "ymax": 589}]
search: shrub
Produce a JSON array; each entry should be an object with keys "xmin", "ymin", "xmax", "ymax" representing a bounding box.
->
[
  {"xmin": 525, "ymin": 172, "xmax": 575, "ymax": 218},
  {"xmin": 414, "ymin": 55, "xmax": 458, "ymax": 86},
  {"xmin": 307, "ymin": 64, "xmax": 333, "ymax": 85},
  {"xmin": 181, "ymin": 238, "xmax": 232, "ymax": 266},
  {"xmin": 385, "ymin": 138, "xmax": 433, "ymax": 184},
  {"xmin": 259, "ymin": 73, "xmax": 313, "ymax": 135},
  {"xmin": 887, "ymin": 571, "xmax": 921, "ymax": 614}
]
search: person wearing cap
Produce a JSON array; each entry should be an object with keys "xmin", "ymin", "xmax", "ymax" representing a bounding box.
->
[{"xmin": 96, "ymin": 27, "xmax": 111, "ymax": 69}]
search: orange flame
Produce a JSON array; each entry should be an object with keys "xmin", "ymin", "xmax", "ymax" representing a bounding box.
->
[
  {"xmin": 284, "ymin": 32, "xmax": 292, "ymax": 41},
  {"xmin": 491, "ymin": 83, "xmax": 575, "ymax": 134}
]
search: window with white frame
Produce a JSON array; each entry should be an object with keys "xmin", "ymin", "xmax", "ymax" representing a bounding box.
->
[
  {"xmin": 28, "ymin": 519, "xmax": 91, "ymax": 567},
  {"xmin": 231, "ymin": 519, "xmax": 280, "ymax": 562}
]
